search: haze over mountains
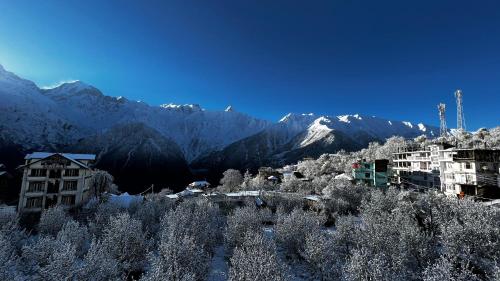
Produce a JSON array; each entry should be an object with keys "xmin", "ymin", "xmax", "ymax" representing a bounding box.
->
[{"xmin": 0, "ymin": 64, "xmax": 438, "ymax": 192}]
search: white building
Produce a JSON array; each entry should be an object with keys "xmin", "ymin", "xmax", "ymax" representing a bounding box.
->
[
  {"xmin": 392, "ymin": 143, "xmax": 448, "ymax": 188},
  {"xmin": 18, "ymin": 152, "xmax": 96, "ymax": 212},
  {"xmin": 440, "ymin": 149, "xmax": 500, "ymax": 198}
]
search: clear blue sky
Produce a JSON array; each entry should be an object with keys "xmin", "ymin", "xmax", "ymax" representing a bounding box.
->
[{"xmin": 0, "ymin": 0, "xmax": 499, "ymax": 130}]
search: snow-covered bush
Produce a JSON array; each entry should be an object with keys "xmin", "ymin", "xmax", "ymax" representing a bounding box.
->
[
  {"xmin": 228, "ymin": 231, "xmax": 287, "ymax": 281},
  {"xmin": 38, "ymin": 206, "xmax": 72, "ymax": 236},
  {"xmin": 275, "ymin": 208, "xmax": 325, "ymax": 257}
]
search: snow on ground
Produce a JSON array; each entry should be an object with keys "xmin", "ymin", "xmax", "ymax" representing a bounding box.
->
[{"xmin": 207, "ymin": 245, "xmax": 229, "ymax": 281}]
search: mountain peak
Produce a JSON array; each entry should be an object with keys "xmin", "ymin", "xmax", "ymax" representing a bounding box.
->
[
  {"xmin": 160, "ymin": 103, "xmax": 203, "ymax": 112},
  {"xmin": 279, "ymin": 113, "xmax": 315, "ymax": 123},
  {"xmin": 42, "ymin": 80, "xmax": 92, "ymax": 91}
]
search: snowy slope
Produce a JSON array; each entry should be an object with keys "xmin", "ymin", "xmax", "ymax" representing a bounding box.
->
[{"xmin": 0, "ymin": 65, "xmax": 81, "ymax": 149}]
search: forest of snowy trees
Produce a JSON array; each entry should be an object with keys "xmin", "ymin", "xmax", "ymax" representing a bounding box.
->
[
  {"xmin": 2, "ymin": 184, "xmax": 500, "ymax": 280},
  {"xmin": 1, "ymin": 127, "xmax": 499, "ymax": 280}
]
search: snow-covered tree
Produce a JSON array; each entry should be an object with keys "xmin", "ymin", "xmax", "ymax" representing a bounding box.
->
[
  {"xmin": 38, "ymin": 206, "xmax": 72, "ymax": 236},
  {"xmin": 38, "ymin": 240, "xmax": 77, "ymax": 281},
  {"xmin": 101, "ymin": 213, "xmax": 147, "ymax": 274},
  {"xmin": 56, "ymin": 220, "xmax": 89, "ymax": 257},
  {"xmin": 21, "ymin": 236, "xmax": 78, "ymax": 280},
  {"xmin": 228, "ymin": 231, "xmax": 287, "ymax": 281},
  {"xmin": 280, "ymin": 177, "xmax": 314, "ymax": 194},
  {"xmin": 240, "ymin": 170, "xmax": 253, "ymax": 190},
  {"xmin": 161, "ymin": 200, "xmax": 222, "ymax": 254},
  {"xmin": 422, "ymin": 255, "xmax": 479, "ymax": 281},
  {"xmin": 142, "ymin": 232, "xmax": 209, "ymax": 281},
  {"xmin": 220, "ymin": 169, "xmax": 243, "ymax": 192},
  {"xmin": 78, "ymin": 239, "xmax": 120, "ymax": 281},
  {"xmin": 225, "ymin": 206, "xmax": 263, "ymax": 249},
  {"xmin": 275, "ymin": 208, "xmax": 324, "ymax": 256},
  {"xmin": 0, "ymin": 232, "xmax": 22, "ymax": 280},
  {"xmin": 304, "ymin": 231, "xmax": 341, "ymax": 280},
  {"xmin": 321, "ymin": 180, "xmax": 368, "ymax": 216},
  {"xmin": 88, "ymin": 170, "xmax": 118, "ymax": 197}
]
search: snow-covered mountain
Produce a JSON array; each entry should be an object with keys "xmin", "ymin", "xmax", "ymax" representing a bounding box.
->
[
  {"xmin": 192, "ymin": 112, "xmax": 437, "ymax": 172},
  {"xmin": 0, "ymin": 64, "xmax": 438, "ymax": 190},
  {"xmin": 40, "ymin": 81, "xmax": 271, "ymax": 161}
]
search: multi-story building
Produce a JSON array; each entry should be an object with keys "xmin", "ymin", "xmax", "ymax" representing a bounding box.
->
[
  {"xmin": 440, "ymin": 149, "xmax": 500, "ymax": 198},
  {"xmin": 392, "ymin": 143, "xmax": 452, "ymax": 188},
  {"xmin": 352, "ymin": 159, "xmax": 390, "ymax": 188},
  {"xmin": 18, "ymin": 152, "xmax": 96, "ymax": 212}
]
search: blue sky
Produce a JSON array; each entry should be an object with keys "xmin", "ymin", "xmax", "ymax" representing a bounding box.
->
[{"xmin": 0, "ymin": 0, "xmax": 499, "ymax": 129}]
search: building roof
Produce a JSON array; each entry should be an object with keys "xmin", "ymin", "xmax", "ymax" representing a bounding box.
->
[
  {"xmin": 25, "ymin": 152, "xmax": 96, "ymax": 161},
  {"xmin": 188, "ymin": 181, "xmax": 210, "ymax": 187},
  {"xmin": 20, "ymin": 152, "xmax": 96, "ymax": 170}
]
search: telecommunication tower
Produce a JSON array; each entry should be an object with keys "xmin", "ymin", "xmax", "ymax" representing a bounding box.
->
[
  {"xmin": 455, "ymin": 89, "xmax": 465, "ymax": 131},
  {"xmin": 438, "ymin": 103, "xmax": 447, "ymax": 137}
]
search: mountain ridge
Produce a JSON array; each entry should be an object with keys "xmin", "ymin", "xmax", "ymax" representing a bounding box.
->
[{"xmin": 0, "ymin": 64, "xmax": 439, "ymax": 191}]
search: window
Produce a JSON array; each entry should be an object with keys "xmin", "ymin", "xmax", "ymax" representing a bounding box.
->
[
  {"xmin": 27, "ymin": 181, "xmax": 45, "ymax": 192},
  {"xmin": 64, "ymin": 169, "xmax": 79, "ymax": 177},
  {"xmin": 365, "ymin": 172, "xmax": 370, "ymax": 178},
  {"xmin": 48, "ymin": 170, "xmax": 62, "ymax": 179},
  {"xmin": 364, "ymin": 164, "xmax": 370, "ymax": 169},
  {"xmin": 30, "ymin": 169, "xmax": 46, "ymax": 177},
  {"xmin": 25, "ymin": 197, "xmax": 43, "ymax": 208},
  {"xmin": 61, "ymin": 195, "xmax": 75, "ymax": 205},
  {"xmin": 62, "ymin": 180, "xmax": 78, "ymax": 191},
  {"xmin": 465, "ymin": 162, "xmax": 471, "ymax": 169}
]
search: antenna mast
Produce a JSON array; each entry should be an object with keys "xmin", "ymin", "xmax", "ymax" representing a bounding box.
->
[
  {"xmin": 438, "ymin": 103, "xmax": 447, "ymax": 137},
  {"xmin": 455, "ymin": 89, "xmax": 465, "ymax": 131}
]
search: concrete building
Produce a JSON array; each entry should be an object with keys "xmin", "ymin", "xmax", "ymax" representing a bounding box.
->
[
  {"xmin": 440, "ymin": 149, "xmax": 500, "ymax": 198},
  {"xmin": 392, "ymin": 143, "xmax": 448, "ymax": 188},
  {"xmin": 18, "ymin": 152, "xmax": 96, "ymax": 212},
  {"xmin": 352, "ymin": 159, "xmax": 390, "ymax": 188}
]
